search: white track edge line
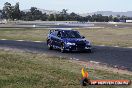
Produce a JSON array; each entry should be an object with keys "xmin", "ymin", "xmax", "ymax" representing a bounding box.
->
[
  {"xmin": 33, "ymin": 41, "xmax": 43, "ymax": 42},
  {"xmin": 90, "ymin": 60, "xmax": 100, "ymax": 64},
  {"xmin": 1, "ymin": 39, "xmax": 7, "ymax": 40}
]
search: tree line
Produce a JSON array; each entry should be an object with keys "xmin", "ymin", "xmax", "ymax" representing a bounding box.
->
[{"xmin": 0, "ymin": 2, "xmax": 132, "ymax": 22}]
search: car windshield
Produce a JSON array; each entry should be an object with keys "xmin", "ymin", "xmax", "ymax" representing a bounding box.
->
[{"xmin": 62, "ymin": 31, "xmax": 81, "ymax": 38}]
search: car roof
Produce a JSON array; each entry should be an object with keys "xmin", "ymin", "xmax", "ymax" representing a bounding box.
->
[
  {"xmin": 54, "ymin": 29, "xmax": 76, "ymax": 31},
  {"xmin": 49, "ymin": 29, "xmax": 77, "ymax": 34}
]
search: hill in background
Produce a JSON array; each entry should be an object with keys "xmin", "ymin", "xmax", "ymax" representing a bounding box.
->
[{"xmin": 80, "ymin": 11, "xmax": 132, "ymax": 17}]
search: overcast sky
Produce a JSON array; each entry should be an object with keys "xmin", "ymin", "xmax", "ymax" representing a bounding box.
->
[{"xmin": 0, "ymin": 0, "xmax": 132, "ymax": 13}]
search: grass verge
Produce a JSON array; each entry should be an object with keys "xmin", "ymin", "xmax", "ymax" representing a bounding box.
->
[{"xmin": 0, "ymin": 49, "xmax": 131, "ymax": 88}]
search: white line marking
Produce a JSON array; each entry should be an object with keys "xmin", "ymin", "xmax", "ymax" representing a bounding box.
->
[
  {"xmin": 75, "ymin": 59, "xmax": 79, "ymax": 61},
  {"xmin": 33, "ymin": 41, "xmax": 43, "ymax": 43},
  {"xmin": 114, "ymin": 46, "xmax": 119, "ymax": 47},
  {"xmin": 70, "ymin": 58, "xmax": 79, "ymax": 61},
  {"xmin": 90, "ymin": 61, "xmax": 100, "ymax": 64},
  {"xmin": 16, "ymin": 40, "xmax": 25, "ymax": 41},
  {"xmin": 99, "ymin": 45, "xmax": 105, "ymax": 46},
  {"xmin": 1, "ymin": 39, "xmax": 7, "ymax": 40}
]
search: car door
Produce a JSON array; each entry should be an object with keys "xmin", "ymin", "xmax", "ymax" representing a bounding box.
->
[{"xmin": 56, "ymin": 31, "xmax": 62, "ymax": 48}]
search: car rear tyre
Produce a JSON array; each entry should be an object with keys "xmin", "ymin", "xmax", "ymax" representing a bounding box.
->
[{"xmin": 47, "ymin": 40, "xmax": 53, "ymax": 50}]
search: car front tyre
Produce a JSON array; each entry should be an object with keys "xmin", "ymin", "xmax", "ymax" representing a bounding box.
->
[
  {"xmin": 47, "ymin": 40, "xmax": 53, "ymax": 50},
  {"xmin": 61, "ymin": 43, "xmax": 66, "ymax": 53},
  {"xmin": 87, "ymin": 49, "xmax": 92, "ymax": 53}
]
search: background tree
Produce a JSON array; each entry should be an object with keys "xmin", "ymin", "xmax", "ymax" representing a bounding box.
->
[
  {"xmin": 25, "ymin": 7, "xmax": 43, "ymax": 20},
  {"xmin": 12, "ymin": 2, "xmax": 20, "ymax": 20},
  {"xmin": 3, "ymin": 2, "xmax": 13, "ymax": 19},
  {"xmin": 48, "ymin": 14, "xmax": 55, "ymax": 21},
  {"xmin": 0, "ymin": 10, "xmax": 2, "ymax": 19},
  {"xmin": 20, "ymin": 11, "xmax": 25, "ymax": 20},
  {"xmin": 86, "ymin": 15, "xmax": 92, "ymax": 22},
  {"xmin": 60, "ymin": 9, "xmax": 68, "ymax": 21},
  {"xmin": 103, "ymin": 16, "xmax": 109, "ymax": 22},
  {"xmin": 113, "ymin": 17, "xmax": 119, "ymax": 22},
  {"xmin": 120, "ymin": 15, "xmax": 127, "ymax": 20},
  {"xmin": 108, "ymin": 15, "xmax": 113, "ymax": 21},
  {"xmin": 41, "ymin": 13, "xmax": 48, "ymax": 21},
  {"xmin": 69, "ymin": 12, "xmax": 78, "ymax": 21}
]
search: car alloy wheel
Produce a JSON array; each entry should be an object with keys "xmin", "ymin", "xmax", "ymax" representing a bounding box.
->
[
  {"xmin": 61, "ymin": 43, "xmax": 66, "ymax": 53},
  {"xmin": 87, "ymin": 49, "xmax": 92, "ymax": 53},
  {"xmin": 47, "ymin": 40, "xmax": 53, "ymax": 50}
]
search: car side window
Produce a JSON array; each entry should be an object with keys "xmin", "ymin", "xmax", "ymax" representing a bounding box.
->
[{"xmin": 51, "ymin": 31, "xmax": 58, "ymax": 36}]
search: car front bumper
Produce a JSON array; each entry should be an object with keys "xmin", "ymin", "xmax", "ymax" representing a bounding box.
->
[{"xmin": 65, "ymin": 45, "xmax": 92, "ymax": 51}]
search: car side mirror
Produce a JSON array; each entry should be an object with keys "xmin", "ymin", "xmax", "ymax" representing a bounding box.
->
[
  {"xmin": 50, "ymin": 30, "xmax": 52, "ymax": 34},
  {"xmin": 82, "ymin": 36, "xmax": 85, "ymax": 38}
]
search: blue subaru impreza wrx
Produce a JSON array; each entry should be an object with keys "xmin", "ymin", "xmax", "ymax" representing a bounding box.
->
[{"xmin": 46, "ymin": 29, "xmax": 92, "ymax": 53}]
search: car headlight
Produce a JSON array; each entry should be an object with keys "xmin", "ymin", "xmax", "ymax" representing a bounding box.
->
[
  {"xmin": 86, "ymin": 42, "xmax": 91, "ymax": 45},
  {"xmin": 66, "ymin": 42, "xmax": 76, "ymax": 45}
]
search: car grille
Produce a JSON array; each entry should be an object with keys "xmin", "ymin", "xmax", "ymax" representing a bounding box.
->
[{"xmin": 76, "ymin": 41, "xmax": 86, "ymax": 50}]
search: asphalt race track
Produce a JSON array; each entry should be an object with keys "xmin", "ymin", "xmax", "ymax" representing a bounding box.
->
[{"xmin": 0, "ymin": 40, "xmax": 132, "ymax": 71}]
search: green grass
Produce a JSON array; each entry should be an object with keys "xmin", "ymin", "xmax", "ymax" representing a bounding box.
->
[
  {"xmin": 77, "ymin": 28, "xmax": 132, "ymax": 47},
  {"xmin": 0, "ymin": 28, "xmax": 132, "ymax": 47},
  {"xmin": 0, "ymin": 50, "xmax": 132, "ymax": 88},
  {"xmin": 0, "ymin": 29, "xmax": 48, "ymax": 41}
]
